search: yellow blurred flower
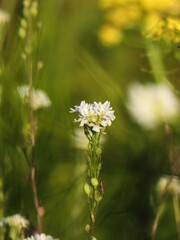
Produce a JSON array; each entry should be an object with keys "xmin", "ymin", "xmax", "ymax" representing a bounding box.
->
[
  {"xmin": 140, "ymin": 0, "xmax": 180, "ymax": 15},
  {"xmin": 98, "ymin": 24, "xmax": 122, "ymax": 46},
  {"xmin": 99, "ymin": 0, "xmax": 126, "ymax": 9},
  {"xmin": 144, "ymin": 14, "xmax": 180, "ymax": 42},
  {"xmin": 99, "ymin": 0, "xmax": 180, "ymax": 45},
  {"xmin": 143, "ymin": 13, "xmax": 165, "ymax": 40},
  {"xmin": 105, "ymin": 5, "xmax": 141, "ymax": 27},
  {"xmin": 167, "ymin": 17, "xmax": 180, "ymax": 31}
]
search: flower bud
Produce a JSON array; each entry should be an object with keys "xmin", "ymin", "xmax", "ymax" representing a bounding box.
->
[
  {"xmin": 23, "ymin": 0, "xmax": 30, "ymax": 7},
  {"xmin": 85, "ymin": 224, "xmax": 90, "ymax": 232},
  {"xmin": 19, "ymin": 28, "xmax": 26, "ymax": 39},
  {"xmin": 96, "ymin": 147, "xmax": 102, "ymax": 155},
  {"xmin": 84, "ymin": 183, "xmax": 91, "ymax": 196},
  {"xmin": 30, "ymin": 1, "xmax": 38, "ymax": 16},
  {"xmin": 21, "ymin": 52, "xmax": 27, "ymax": 60},
  {"xmin": 25, "ymin": 46, "xmax": 32, "ymax": 54},
  {"xmin": 97, "ymin": 163, "xmax": 102, "ymax": 172},
  {"xmin": 20, "ymin": 19, "xmax": 27, "ymax": 28},
  {"xmin": 95, "ymin": 193, "xmax": 102, "ymax": 202},
  {"xmin": 37, "ymin": 61, "xmax": 44, "ymax": 71},
  {"xmin": 23, "ymin": 8, "xmax": 29, "ymax": 17},
  {"xmin": 91, "ymin": 214, "xmax": 95, "ymax": 223},
  {"xmin": 91, "ymin": 178, "xmax": 98, "ymax": 187}
]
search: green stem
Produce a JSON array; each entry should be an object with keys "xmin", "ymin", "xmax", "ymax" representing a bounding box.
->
[
  {"xmin": 145, "ymin": 40, "xmax": 180, "ymax": 95},
  {"xmin": 173, "ymin": 193, "xmax": 180, "ymax": 239},
  {"xmin": 151, "ymin": 203, "xmax": 165, "ymax": 240},
  {"xmin": 21, "ymin": 0, "xmax": 44, "ymax": 233},
  {"xmin": 85, "ymin": 130, "xmax": 102, "ymax": 240}
]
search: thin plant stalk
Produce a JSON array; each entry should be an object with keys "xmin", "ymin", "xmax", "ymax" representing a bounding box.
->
[
  {"xmin": 84, "ymin": 127, "xmax": 103, "ymax": 240},
  {"xmin": 151, "ymin": 125, "xmax": 174, "ymax": 239},
  {"xmin": 20, "ymin": 0, "xmax": 44, "ymax": 233},
  {"xmin": 145, "ymin": 40, "xmax": 180, "ymax": 96},
  {"xmin": 151, "ymin": 124, "xmax": 180, "ymax": 239},
  {"xmin": 173, "ymin": 192, "xmax": 180, "ymax": 239},
  {"xmin": 151, "ymin": 176, "xmax": 173, "ymax": 240},
  {"xmin": 151, "ymin": 203, "xmax": 165, "ymax": 240}
]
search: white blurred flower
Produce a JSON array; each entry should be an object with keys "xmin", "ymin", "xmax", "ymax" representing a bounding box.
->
[
  {"xmin": 18, "ymin": 85, "xmax": 51, "ymax": 110},
  {"xmin": 157, "ymin": 176, "xmax": 180, "ymax": 195},
  {"xmin": 0, "ymin": 214, "xmax": 29, "ymax": 229},
  {"xmin": 126, "ymin": 82, "xmax": 180, "ymax": 129},
  {"xmin": 0, "ymin": 9, "xmax": 10, "ymax": 25},
  {"xmin": 24, "ymin": 233, "xmax": 59, "ymax": 240},
  {"xmin": 70, "ymin": 101, "xmax": 115, "ymax": 132},
  {"xmin": 72, "ymin": 128, "xmax": 106, "ymax": 149},
  {"xmin": 72, "ymin": 128, "xmax": 89, "ymax": 149}
]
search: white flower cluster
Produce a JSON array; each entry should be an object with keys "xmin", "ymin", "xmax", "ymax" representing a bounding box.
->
[
  {"xmin": 18, "ymin": 85, "xmax": 51, "ymax": 110},
  {"xmin": 70, "ymin": 101, "xmax": 115, "ymax": 132},
  {"xmin": 0, "ymin": 9, "xmax": 10, "ymax": 25},
  {"xmin": 24, "ymin": 233, "xmax": 59, "ymax": 240},
  {"xmin": 126, "ymin": 82, "xmax": 180, "ymax": 129},
  {"xmin": 157, "ymin": 176, "xmax": 180, "ymax": 195},
  {"xmin": 0, "ymin": 214, "xmax": 29, "ymax": 229}
]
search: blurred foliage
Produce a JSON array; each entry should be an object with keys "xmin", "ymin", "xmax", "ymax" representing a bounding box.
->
[{"xmin": 0, "ymin": 0, "xmax": 180, "ymax": 240}]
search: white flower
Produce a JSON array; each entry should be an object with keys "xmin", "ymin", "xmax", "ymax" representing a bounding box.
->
[
  {"xmin": 18, "ymin": 85, "xmax": 51, "ymax": 110},
  {"xmin": 70, "ymin": 101, "xmax": 115, "ymax": 132},
  {"xmin": 126, "ymin": 82, "xmax": 180, "ymax": 129},
  {"xmin": 157, "ymin": 176, "xmax": 180, "ymax": 195},
  {"xmin": 24, "ymin": 233, "xmax": 59, "ymax": 240},
  {"xmin": 0, "ymin": 214, "xmax": 29, "ymax": 229},
  {"xmin": 0, "ymin": 9, "xmax": 10, "ymax": 25}
]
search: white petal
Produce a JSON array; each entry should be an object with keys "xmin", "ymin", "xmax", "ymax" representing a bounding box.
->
[{"xmin": 92, "ymin": 125, "xmax": 100, "ymax": 132}]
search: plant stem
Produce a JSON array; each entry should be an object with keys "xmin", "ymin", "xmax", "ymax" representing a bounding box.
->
[
  {"xmin": 85, "ymin": 129, "xmax": 103, "ymax": 240},
  {"xmin": 23, "ymin": 2, "xmax": 44, "ymax": 233},
  {"xmin": 145, "ymin": 40, "xmax": 180, "ymax": 95},
  {"xmin": 30, "ymin": 166, "xmax": 43, "ymax": 234},
  {"xmin": 173, "ymin": 193, "xmax": 180, "ymax": 239},
  {"xmin": 151, "ymin": 203, "xmax": 164, "ymax": 240},
  {"xmin": 28, "ymin": 111, "xmax": 44, "ymax": 233}
]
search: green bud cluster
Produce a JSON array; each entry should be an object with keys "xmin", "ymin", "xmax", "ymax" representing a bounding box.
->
[
  {"xmin": 83, "ymin": 131, "xmax": 104, "ymax": 240},
  {"xmin": 91, "ymin": 178, "xmax": 98, "ymax": 187},
  {"xmin": 84, "ymin": 183, "xmax": 91, "ymax": 196},
  {"xmin": 92, "ymin": 237, "xmax": 97, "ymax": 240},
  {"xmin": 23, "ymin": 0, "xmax": 38, "ymax": 18},
  {"xmin": 96, "ymin": 147, "xmax": 102, "ymax": 155},
  {"xmin": 19, "ymin": 18, "xmax": 28, "ymax": 42},
  {"xmin": 19, "ymin": 0, "xmax": 40, "ymax": 59}
]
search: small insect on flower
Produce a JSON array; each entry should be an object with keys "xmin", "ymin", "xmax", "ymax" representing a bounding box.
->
[{"xmin": 70, "ymin": 101, "xmax": 115, "ymax": 133}]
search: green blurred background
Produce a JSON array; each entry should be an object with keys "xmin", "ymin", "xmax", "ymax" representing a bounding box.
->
[{"xmin": 0, "ymin": 0, "xmax": 180, "ymax": 239}]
